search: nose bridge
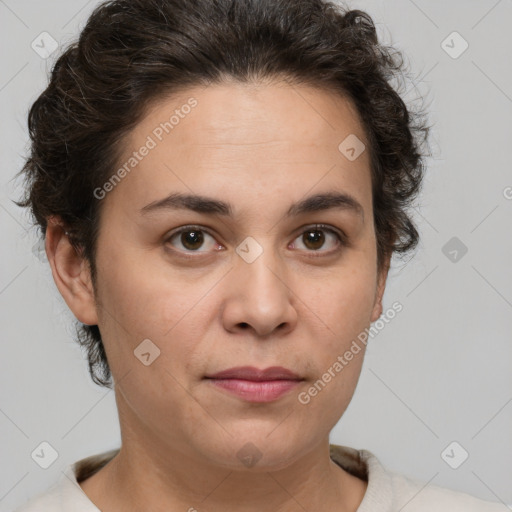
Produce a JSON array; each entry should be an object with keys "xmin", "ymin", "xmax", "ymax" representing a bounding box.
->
[
  {"xmin": 223, "ymin": 233, "xmax": 296, "ymax": 336},
  {"xmin": 235, "ymin": 234, "xmax": 286, "ymax": 303}
]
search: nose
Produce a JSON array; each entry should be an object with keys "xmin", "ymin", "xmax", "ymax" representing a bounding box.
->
[{"xmin": 221, "ymin": 246, "xmax": 298, "ymax": 338}]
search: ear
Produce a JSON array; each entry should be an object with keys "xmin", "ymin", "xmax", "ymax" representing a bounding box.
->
[
  {"xmin": 45, "ymin": 216, "xmax": 98, "ymax": 326},
  {"xmin": 370, "ymin": 252, "xmax": 392, "ymax": 323}
]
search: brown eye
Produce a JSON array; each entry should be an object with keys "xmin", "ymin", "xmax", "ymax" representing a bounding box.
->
[
  {"xmin": 291, "ymin": 225, "xmax": 344, "ymax": 253},
  {"xmin": 180, "ymin": 230, "xmax": 204, "ymax": 250},
  {"xmin": 166, "ymin": 226, "xmax": 218, "ymax": 253},
  {"xmin": 302, "ymin": 229, "xmax": 325, "ymax": 250}
]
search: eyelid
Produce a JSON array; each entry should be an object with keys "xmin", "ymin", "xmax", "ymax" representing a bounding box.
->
[
  {"xmin": 289, "ymin": 223, "xmax": 348, "ymax": 256},
  {"xmin": 164, "ymin": 224, "xmax": 220, "ymax": 250},
  {"xmin": 166, "ymin": 224, "xmax": 215, "ymax": 239},
  {"xmin": 293, "ymin": 223, "xmax": 347, "ymax": 243}
]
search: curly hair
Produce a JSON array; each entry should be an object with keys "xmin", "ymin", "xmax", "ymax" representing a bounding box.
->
[{"xmin": 15, "ymin": 0, "xmax": 431, "ymax": 388}]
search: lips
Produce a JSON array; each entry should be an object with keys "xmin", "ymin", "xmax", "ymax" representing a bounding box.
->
[
  {"xmin": 205, "ymin": 366, "xmax": 303, "ymax": 403},
  {"xmin": 205, "ymin": 366, "xmax": 302, "ymax": 381}
]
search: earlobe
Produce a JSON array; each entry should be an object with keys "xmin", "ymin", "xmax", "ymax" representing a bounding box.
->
[
  {"xmin": 370, "ymin": 298, "xmax": 383, "ymax": 323},
  {"xmin": 45, "ymin": 217, "xmax": 99, "ymax": 326},
  {"xmin": 370, "ymin": 254, "xmax": 392, "ymax": 323}
]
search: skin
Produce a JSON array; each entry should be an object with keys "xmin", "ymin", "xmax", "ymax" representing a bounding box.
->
[{"xmin": 45, "ymin": 80, "xmax": 391, "ymax": 512}]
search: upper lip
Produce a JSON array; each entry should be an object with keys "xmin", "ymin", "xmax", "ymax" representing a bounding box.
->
[{"xmin": 205, "ymin": 366, "xmax": 302, "ymax": 381}]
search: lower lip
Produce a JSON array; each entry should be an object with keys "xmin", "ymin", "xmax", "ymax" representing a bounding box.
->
[{"xmin": 206, "ymin": 378, "xmax": 301, "ymax": 402}]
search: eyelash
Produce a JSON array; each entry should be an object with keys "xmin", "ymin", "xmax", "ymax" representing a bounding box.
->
[{"xmin": 164, "ymin": 224, "xmax": 348, "ymax": 259}]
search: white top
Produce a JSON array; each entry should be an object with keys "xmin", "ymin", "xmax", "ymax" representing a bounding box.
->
[{"xmin": 14, "ymin": 444, "xmax": 504, "ymax": 511}]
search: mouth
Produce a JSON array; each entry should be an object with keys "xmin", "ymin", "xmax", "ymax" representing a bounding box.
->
[{"xmin": 204, "ymin": 366, "xmax": 304, "ymax": 403}]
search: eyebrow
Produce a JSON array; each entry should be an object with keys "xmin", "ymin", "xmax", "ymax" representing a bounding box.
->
[{"xmin": 139, "ymin": 191, "xmax": 364, "ymax": 221}]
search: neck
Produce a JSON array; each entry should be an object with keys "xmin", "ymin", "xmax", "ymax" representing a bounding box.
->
[{"xmin": 79, "ymin": 397, "xmax": 367, "ymax": 512}]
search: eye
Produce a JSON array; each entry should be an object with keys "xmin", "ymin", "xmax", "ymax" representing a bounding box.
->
[
  {"xmin": 290, "ymin": 224, "xmax": 345, "ymax": 254},
  {"xmin": 164, "ymin": 223, "xmax": 346, "ymax": 257},
  {"xmin": 165, "ymin": 226, "xmax": 221, "ymax": 253}
]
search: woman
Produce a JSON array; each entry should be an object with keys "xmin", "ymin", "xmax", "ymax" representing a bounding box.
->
[{"xmin": 14, "ymin": 0, "xmax": 503, "ymax": 510}]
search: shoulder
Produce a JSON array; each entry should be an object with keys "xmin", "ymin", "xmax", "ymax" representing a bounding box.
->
[
  {"xmin": 329, "ymin": 444, "xmax": 504, "ymax": 512},
  {"xmin": 13, "ymin": 449, "xmax": 118, "ymax": 512},
  {"xmin": 387, "ymin": 470, "xmax": 505, "ymax": 511},
  {"xmin": 360, "ymin": 448, "xmax": 505, "ymax": 511},
  {"xmin": 12, "ymin": 483, "xmax": 61, "ymax": 512}
]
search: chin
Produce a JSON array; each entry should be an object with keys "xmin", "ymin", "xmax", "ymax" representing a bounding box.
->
[{"xmin": 195, "ymin": 427, "xmax": 311, "ymax": 472}]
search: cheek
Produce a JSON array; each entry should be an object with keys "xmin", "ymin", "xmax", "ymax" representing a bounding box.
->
[
  {"xmin": 292, "ymin": 255, "xmax": 376, "ymax": 405},
  {"xmin": 93, "ymin": 244, "xmax": 208, "ymax": 388},
  {"xmin": 294, "ymin": 273, "xmax": 373, "ymax": 422},
  {"xmin": 295, "ymin": 352, "xmax": 365, "ymax": 440},
  {"xmin": 95, "ymin": 241, "xmax": 203, "ymax": 334},
  {"xmin": 96, "ymin": 259, "xmax": 205, "ymax": 427},
  {"xmin": 302, "ymin": 261, "xmax": 378, "ymax": 341},
  {"xmin": 116, "ymin": 364, "xmax": 204, "ymax": 447}
]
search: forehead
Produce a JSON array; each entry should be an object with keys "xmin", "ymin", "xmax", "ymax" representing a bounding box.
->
[
  {"xmin": 138, "ymin": 80, "xmax": 368, "ymax": 148},
  {"xmin": 104, "ymin": 81, "xmax": 372, "ymax": 219}
]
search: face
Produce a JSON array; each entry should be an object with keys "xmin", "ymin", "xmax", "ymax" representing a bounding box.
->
[{"xmin": 58, "ymin": 81, "xmax": 389, "ymax": 471}]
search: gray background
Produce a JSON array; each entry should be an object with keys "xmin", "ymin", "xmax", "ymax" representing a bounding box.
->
[{"xmin": 1, "ymin": 0, "xmax": 511, "ymax": 510}]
